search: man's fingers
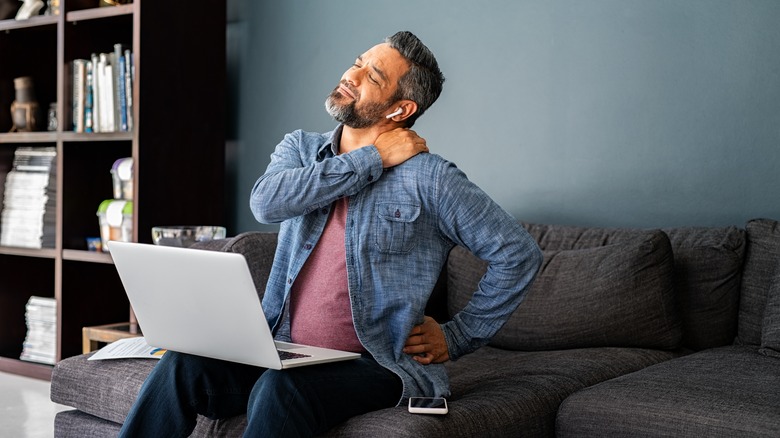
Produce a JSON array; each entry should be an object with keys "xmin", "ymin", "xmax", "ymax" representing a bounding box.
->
[
  {"xmin": 403, "ymin": 344, "xmax": 426, "ymax": 354},
  {"xmin": 404, "ymin": 336, "xmax": 423, "ymax": 349},
  {"xmin": 412, "ymin": 353, "xmax": 434, "ymax": 365}
]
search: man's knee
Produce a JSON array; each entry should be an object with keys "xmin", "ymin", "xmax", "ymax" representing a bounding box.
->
[
  {"xmin": 156, "ymin": 352, "xmax": 205, "ymax": 380},
  {"xmin": 251, "ymin": 369, "xmax": 302, "ymax": 401},
  {"xmin": 246, "ymin": 369, "xmax": 320, "ymax": 435}
]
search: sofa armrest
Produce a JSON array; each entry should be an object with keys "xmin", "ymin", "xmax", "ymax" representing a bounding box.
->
[{"xmin": 191, "ymin": 231, "xmax": 278, "ymax": 298}]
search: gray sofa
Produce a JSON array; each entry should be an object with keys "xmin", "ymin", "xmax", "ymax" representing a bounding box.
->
[{"xmin": 50, "ymin": 219, "xmax": 780, "ymax": 437}]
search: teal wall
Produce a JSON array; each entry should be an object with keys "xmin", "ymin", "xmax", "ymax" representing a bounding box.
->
[{"xmin": 228, "ymin": 0, "xmax": 780, "ymax": 233}]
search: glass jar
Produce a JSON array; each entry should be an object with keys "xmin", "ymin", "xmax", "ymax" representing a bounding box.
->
[{"xmin": 47, "ymin": 103, "xmax": 58, "ymax": 131}]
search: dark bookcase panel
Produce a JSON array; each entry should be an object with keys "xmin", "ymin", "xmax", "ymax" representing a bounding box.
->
[
  {"xmin": 0, "ymin": 0, "xmax": 226, "ymax": 379},
  {"xmin": 61, "ymin": 140, "xmax": 131, "ymax": 250},
  {"xmin": 0, "ymin": 21, "xmax": 57, "ymax": 133}
]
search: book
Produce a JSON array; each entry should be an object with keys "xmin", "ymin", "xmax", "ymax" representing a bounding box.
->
[
  {"xmin": 71, "ymin": 59, "xmax": 88, "ymax": 132},
  {"xmin": 91, "ymin": 53, "xmax": 101, "ymax": 132},
  {"xmin": 74, "ymin": 46, "xmax": 133, "ymax": 133},
  {"xmin": 97, "ymin": 54, "xmax": 112, "ymax": 132},
  {"xmin": 85, "ymin": 61, "xmax": 94, "ymax": 133},
  {"xmin": 124, "ymin": 49, "xmax": 134, "ymax": 131},
  {"xmin": 115, "ymin": 44, "xmax": 128, "ymax": 132}
]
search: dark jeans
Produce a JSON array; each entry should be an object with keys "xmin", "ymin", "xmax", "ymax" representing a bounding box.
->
[{"xmin": 118, "ymin": 351, "xmax": 402, "ymax": 437}]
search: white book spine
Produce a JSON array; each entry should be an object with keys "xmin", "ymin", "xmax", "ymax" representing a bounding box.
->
[
  {"xmin": 104, "ymin": 63, "xmax": 115, "ymax": 132},
  {"xmin": 98, "ymin": 54, "xmax": 107, "ymax": 132},
  {"xmin": 91, "ymin": 54, "xmax": 101, "ymax": 133}
]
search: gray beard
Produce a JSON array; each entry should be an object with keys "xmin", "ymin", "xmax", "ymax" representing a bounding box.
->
[{"xmin": 325, "ymin": 90, "xmax": 391, "ymax": 129}]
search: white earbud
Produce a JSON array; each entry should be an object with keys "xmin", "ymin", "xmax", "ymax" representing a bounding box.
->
[{"xmin": 386, "ymin": 108, "xmax": 403, "ymax": 119}]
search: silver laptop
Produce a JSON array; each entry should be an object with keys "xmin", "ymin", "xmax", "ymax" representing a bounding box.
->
[{"xmin": 108, "ymin": 241, "xmax": 361, "ymax": 369}]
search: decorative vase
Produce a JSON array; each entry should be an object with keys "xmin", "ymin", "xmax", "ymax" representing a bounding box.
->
[{"xmin": 10, "ymin": 76, "xmax": 39, "ymax": 132}]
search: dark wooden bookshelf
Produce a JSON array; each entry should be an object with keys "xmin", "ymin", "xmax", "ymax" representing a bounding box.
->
[
  {"xmin": 0, "ymin": 0, "xmax": 226, "ymax": 380},
  {"xmin": 0, "ymin": 14, "xmax": 58, "ymax": 31},
  {"xmin": 0, "ymin": 132, "xmax": 58, "ymax": 142},
  {"xmin": 66, "ymin": 3, "xmax": 133, "ymax": 22},
  {"xmin": 62, "ymin": 249, "xmax": 113, "ymax": 264}
]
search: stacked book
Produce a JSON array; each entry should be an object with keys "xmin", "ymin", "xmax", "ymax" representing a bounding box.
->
[
  {"xmin": 0, "ymin": 146, "xmax": 57, "ymax": 249},
  {"xmin": 72, "ymin": 43, "xmax": 134, "ymax": 133},
  {"xmin": 20, "ymin": 296, "xmax": 57, "ymax": 365}
]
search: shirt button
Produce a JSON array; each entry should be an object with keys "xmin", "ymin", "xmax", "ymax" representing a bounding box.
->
[
  {"xmin": 367, "ymin": 175, "xmax": 374, "ymax": 182},
  {"xmin": 304, "ymin": 243, "xmax": 312, "ymax": 250},
  {"xmin": 321, "ymin": 208, "xmax": 329, "ymax": 215},
  {"xmin": 287, "ymin": 278, "xmax": 292, "ymax": 285}
]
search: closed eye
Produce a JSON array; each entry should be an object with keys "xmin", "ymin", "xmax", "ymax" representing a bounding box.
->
[{"xmin": 352, "ymin": 60, "xmax": 380, "ymax": 86}]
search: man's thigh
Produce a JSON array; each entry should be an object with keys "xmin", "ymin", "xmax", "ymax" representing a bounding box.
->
[
  {"xmin": 162, "ymin": 352, "xmax": 266, "ymax": 419},
  {"xmin": 249, "ymin": 356, "xmax": 402, "ymax": 433}
]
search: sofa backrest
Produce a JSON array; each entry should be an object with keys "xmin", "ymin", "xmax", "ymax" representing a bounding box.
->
[
  {"xmin": 207, "ymin": 223, "xmax": 752, "ymax": 353},
  {"xmin": 736, "ymin": 218, "xmax": 780, "ymax": 347},
  {"xmin": 661, "ymin": 226, "xmax": 745, "ymax": 350},
  {"xmin": 446, "ymin": 223, "xmax": 745, "ymax": 352},
  {"xmin": 449, "ymin": 226, "xmax": 681, "ymax": 351}
]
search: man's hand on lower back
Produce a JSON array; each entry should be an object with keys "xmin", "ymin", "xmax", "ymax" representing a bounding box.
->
[{"xmin": 403, "ymin": 316, "xmax": 450, "ymax": 365}]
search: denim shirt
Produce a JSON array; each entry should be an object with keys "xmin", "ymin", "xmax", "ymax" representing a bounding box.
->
[{"xmin": 250, "ymin": 126, "xmax": 541, "ymax": 403}]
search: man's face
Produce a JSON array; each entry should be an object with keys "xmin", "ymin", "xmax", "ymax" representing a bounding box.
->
[{"xmin": 326, "ymin": 43, "xmax": 410, "ymax": 129}]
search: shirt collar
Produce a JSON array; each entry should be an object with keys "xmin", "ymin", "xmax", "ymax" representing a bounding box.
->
[{"xmin": 317, "ymin": 124, "xmax": 344, "ymax": 160}]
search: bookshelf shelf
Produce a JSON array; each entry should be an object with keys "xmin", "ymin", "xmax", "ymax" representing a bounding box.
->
[
  {"xmin": 60, "ymin": 131, "xmax": 133, "ymax": 142},
  {"xmin": 0, "ymin": 15, "xmax": 58, "ymax": 31},
  {"xmin": 0, "ymin": 246, "xmax": 57, "ymax": 258},
  {"xmin": 0, "ymin": 356, "xmax": 53, "ymax": 380},
  {"xmin": 0, "ymin": 0, "xmax": 225, "ymax": 379},
  {"xmin": 66, "ymin": 4, "xmax": 133, "ymax": 23},
  {"xmin": 62, "ymin": 249, "xmax": 113, "ymax": 264},
  {"xmin": 0, "ymin": 132, "xmax": 59, "ymax": 143}
]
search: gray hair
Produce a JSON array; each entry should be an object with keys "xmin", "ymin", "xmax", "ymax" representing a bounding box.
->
[{"xmin": 385, "ymin": 31, "xmax": 445, "ymax": 127}]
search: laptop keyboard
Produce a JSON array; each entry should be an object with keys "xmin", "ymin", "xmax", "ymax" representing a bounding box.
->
[{"xmin": 278, "ymin": 350, "xmax": 312, "ymax": 361}]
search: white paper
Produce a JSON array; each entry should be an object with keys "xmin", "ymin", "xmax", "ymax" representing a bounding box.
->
[{"xmin": 88, "ymin": 336, "xmax": 166, "ymax": 361}]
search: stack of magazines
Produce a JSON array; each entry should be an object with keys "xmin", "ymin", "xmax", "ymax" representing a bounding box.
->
[
  {"xmin": 0, "ymin": 146, "xmax": 57, "ymax": 249},
  {"xmin": 20, "ymin": 296, "xmax": 57, "ymax": 365}
]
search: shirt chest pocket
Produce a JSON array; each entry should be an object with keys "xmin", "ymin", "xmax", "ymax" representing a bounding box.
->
[{"xmin": 375, "ymin": 203, "xmax": 421, "ymax": 254}]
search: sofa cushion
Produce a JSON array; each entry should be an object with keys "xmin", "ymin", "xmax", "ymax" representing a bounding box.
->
[
  {"xmin": 448, "ymin": 228, "xmax": 681, "ymax": 351},
  {"xmin": 759, "ymin": 275, "xmax": 780, "ymax": 358},
  {"xmin": 51, "ymin": 353, "xmax": 158, "ymax": 425},
  {"xmin": 55, "ymin": 409, "xmax": 121, "ymax": 437},
  {"xmin": 52, "ymin": 354, "xmax": 249, "ymax": 436},
  {"xmin": 51, "ymin": 348, "xmax": 678, "ymax": 438},
  {"xmin": 54, "ymin": 406, "xmax": 248, "ymax": 438},
  {"xmin": 737, "ymin": 219, "xmax": 780, "ymax": 346},
  {"xmin": 524, "ymin": 223, "xmax": 745, "ymax": 351},
  {"xmin": 556, "ymin": 346, "xmax": 780, "ymax": 437},
  {"xmin": 662, "ymin": 226, "xmax": 746, "ymax": 350},
  {"xmin": 327, "ymin": 346, "xmax": 678, "ymax": 437}
]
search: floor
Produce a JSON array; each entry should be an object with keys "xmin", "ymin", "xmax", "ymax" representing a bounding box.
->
[{"xmin": 0, "ymin": 371, "xmax": 69, "ymax": 438}]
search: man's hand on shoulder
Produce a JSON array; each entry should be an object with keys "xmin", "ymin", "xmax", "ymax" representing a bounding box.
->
[
  {"xmin": 403, "ymin": 316, "xmax": 450, "ymax": 365},
  {"xmin": 374, "ymin": 128, "xmax": 429, "ymax": 168}
]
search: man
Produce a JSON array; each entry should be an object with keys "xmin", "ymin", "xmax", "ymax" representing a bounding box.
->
[{"xmin": 120, "ymin": 31, "xmax": 541, "ymax": 437}]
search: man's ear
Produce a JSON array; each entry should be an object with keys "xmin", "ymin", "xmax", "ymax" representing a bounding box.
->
[{"xmin": 387, "ymin": 100, "xmax": 418, "ymax": 122}]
